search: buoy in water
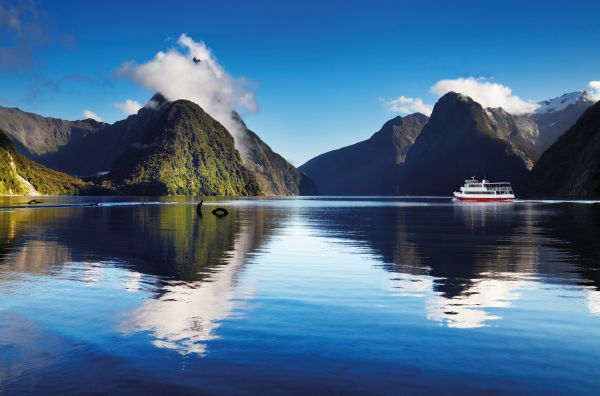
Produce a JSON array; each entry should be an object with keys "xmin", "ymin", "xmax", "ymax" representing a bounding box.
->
[{"xmin": 211, "ymin": 207, "xmax": 229, "ymax": 217}]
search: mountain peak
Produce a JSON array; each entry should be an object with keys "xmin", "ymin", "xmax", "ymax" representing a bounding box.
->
[
  {"xmin": 377, "ymin": 115, "xmax": 403, "ymax": 132},
  {"xmin": 299, "ymin": 111, "xmax": 428, "ymax": 195},
  {"xmin": 377, "ymin": 113, "xmax": 428, "ymax": 139},
  {"xmin": 433, "ymin": 91, "xmax": 479, "ymax": 112},
  {"xmin": 403, "ymin": 91, "xmax": 536, "ymax": 194},
  {"xmin": 440, "ymin": 91, "xmax": 473, "ymax": 102},
  {"xmin": 146, "ymin": 92, "xmax": 169, "ymax": 110},
  {"xmin": 535, "ymin": 91, "xmax": 593, "ymax": 114}
]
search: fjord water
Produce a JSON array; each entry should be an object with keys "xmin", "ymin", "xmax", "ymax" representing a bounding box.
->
[{"xmin": 1, "ymin": 197, "xmax": 600, "ymax": 395}]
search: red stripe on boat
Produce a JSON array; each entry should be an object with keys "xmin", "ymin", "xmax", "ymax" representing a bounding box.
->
[{"xmin": 456, "ymin": 197, "xmax": 514, "ymax": 202}]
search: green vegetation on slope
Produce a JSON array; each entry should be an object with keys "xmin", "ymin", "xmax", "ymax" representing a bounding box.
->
[
  {"xmin": 0, "ymin": 131, "xmax": 86, "ymax": 195},
  {"xmin": 0, "ymin": 95, "xmax": 314, "ymax": 197},
  {"xmin": 108, "ymin": 100, "xmax": 260, "ymax": 196}
]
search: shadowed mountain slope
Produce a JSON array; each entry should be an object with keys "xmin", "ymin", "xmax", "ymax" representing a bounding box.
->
[
  {"xmin": 528, "ymin": 101, "xmax": 600, "ymax": 197},
  {"xmin": 300, "ymin": 113, "xmax": 428, "ymax": 195},
  {"xmin": 402, "ymin": 92, "xmax": 536, "ymax": 195},
  {"xmin": 0, "ymin": 106, "xmax": 105, "ymax": 157}
]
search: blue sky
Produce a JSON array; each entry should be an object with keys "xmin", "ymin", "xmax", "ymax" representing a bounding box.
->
[{"xmin": 1, "ymin": 0, "xmax": 600, "ymax": 164}]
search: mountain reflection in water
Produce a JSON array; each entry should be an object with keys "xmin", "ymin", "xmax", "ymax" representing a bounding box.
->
[
  {"xmin": 0, "ymin": 200, "xmax": 285, "ymax": 357},
  {"xmin": 120, "ymin": 210, "xmax": 276, "ymax": 355},
  {"xmin": 1, "ymin": 197, "xmax": 600, "ymax": 395},
  {"xmin": 309, "ymin": 200, "xmax": 600, "ymax": 328}
]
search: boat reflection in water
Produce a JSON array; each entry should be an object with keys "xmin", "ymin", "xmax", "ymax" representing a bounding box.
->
[
  {"xmin": 1, "ymin": 197, "xmax": 600, "ymax": 394},
  {"xmin": 312, "ymin": 199, "xmax": 600, "ymax": 329}
]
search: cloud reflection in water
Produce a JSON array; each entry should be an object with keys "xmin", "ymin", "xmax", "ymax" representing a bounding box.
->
[{"xmin": 120, "ymin": 220, "xmax": 259, "ymax": 356}]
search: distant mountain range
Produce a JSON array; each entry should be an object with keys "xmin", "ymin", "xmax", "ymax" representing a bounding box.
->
[
  {"xmin": 301, "ymin": 90, "xmax": 597, "ymax": 197},
  {"xmin": 0, "ymin": 88, "xmax": 598, "ymax": 197},
  {"xmin": 0, "ymin": 94, "xmax": 316, "ymax": 196},
  {"xmin": 0, "ymin": 106, "xmax": 105, "ymax": 157}
]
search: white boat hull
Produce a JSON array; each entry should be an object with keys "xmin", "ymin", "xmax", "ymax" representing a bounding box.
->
[{"xmin": 453, "ymin": 192, "xmax": 515, "ymax": 202}]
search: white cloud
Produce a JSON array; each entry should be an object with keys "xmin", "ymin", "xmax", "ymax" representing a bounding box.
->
[
  {"xmin": 430, "ymin": 77, "xmax": 538, "ymax": 114},
  {"xmin": 82, "ymin": 110, "xmax": 103, "ymax": 122},
  {"xmin": 115, "ymin": 99, "xmax": 143, "ymax": 116},
  {"xmin": 118, "ymin": 34, "xmax": 258, "ymax": 156},
  {"xmin": 588, "ymin": 81, "xmax": 600, "ymax": 101},
  {"xmin": 385, "ymin": 96, "xmax": 433, "ymax": 116}
]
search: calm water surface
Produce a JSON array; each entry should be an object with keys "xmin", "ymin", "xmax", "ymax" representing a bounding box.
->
[{"xmin": 1, "ymin": 196, "xmax": 600, "ymax": 395}]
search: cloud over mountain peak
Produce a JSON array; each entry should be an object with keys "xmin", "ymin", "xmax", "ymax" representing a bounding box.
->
[{"xmin": 117, "ymin": 34, "xmax": 258, "ymax": 153}]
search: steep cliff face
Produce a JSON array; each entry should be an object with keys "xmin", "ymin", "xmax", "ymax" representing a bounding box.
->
[
  {"xmin": 528, "ymin": 101, "xmax": 600, "ymax": 197},
  {"xmin": 230, "ymin": 113, "xmax": 316, "ymax": 196},
  {"xmin": 402, "ymin": 92, "xmax": 533, "ymax": 195},
  {"xmin": 482, "ymin": 92, "xmax": 595, "ymax": 157},
  {"xmin": 485, "ymin": 108, "xmax": 536, "ymax": 149},
  {"xmin": 242, "ymin": 128, "xmax": 317, "ymax": 195},
  {"xmin": 300, "ymin": 113, "xmax": 428, "ymax": 195},
  {"xmin": 485, "ymin": 107, "xmax": 539, "ymax": 170}
]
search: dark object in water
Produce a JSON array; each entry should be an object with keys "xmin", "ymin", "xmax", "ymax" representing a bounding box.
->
[
  {"xmin": 211, "ymin": 207, "xmax": 229, "ymax": 217},
  {"xmin": 197, "ymin": 200, "xmax": 203, "ymax": 215},
  {"xmin": 26, "ymin": 199, "xmax": 43, "ymax": 204}
]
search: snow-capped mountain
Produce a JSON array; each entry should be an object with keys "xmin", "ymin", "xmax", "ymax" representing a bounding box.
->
[
  {"xmin": 483, "ymin": 91, "xmax": 595, "ymax": 155},
  {"xmin": 535, "ymin": 91, "xmax": 594, "ymax": 114},
  {"xmin": 533, "ymin": 91, "xmax": 595, "ymax": 152}
]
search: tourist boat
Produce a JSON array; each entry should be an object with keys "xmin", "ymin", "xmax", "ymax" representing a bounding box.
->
[{"xmin": 453, "ymin": 177, "xmax": 515, "ymax": 202}]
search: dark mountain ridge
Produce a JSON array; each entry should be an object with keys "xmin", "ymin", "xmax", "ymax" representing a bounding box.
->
[
  {"xmin": 0, "ymin": 106, "xmax": 106, "ymax": 157},
  {"xmin": 402, "ymin": 92, "xmax": 536, "ymax": 195},
  {"xmin": 300, "ymin": 113, "xmax": 428, "ymax": 195},
  {"xmin": 528, "ymin": 101, "xmax": 600, "ymax": 197}
]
